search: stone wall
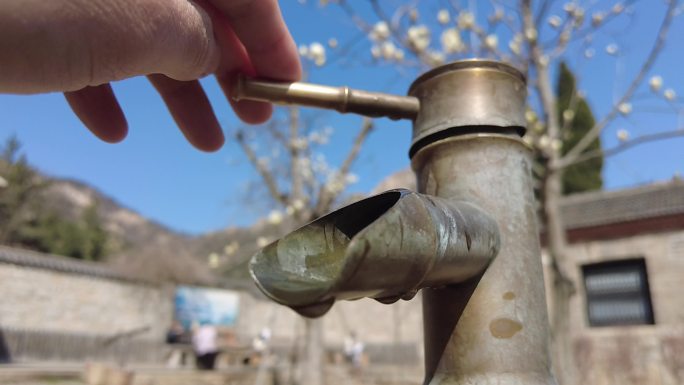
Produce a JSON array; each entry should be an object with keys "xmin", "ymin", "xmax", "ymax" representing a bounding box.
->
[
  {"xmin": 0, "ymin": 262, "xmax": 172, "ymax": 340},
  {"xmin": 0, "ymin": 248, "xmax": 174, "ymax": 363},
  {"xmin": 0, "ymin": 246, "xmax": 425, "ymax": 367}
]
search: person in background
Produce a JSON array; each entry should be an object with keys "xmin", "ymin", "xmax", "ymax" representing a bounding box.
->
[
  {"xmin": 165, "ymin": 320, "xmax": 189, "ymax": 368},
  {"xmin": 343, "ymin": 331, "xmax": 365, "ymax": 375},
  {"xmin": 192, "ymin": 321, "xmax": 219, "ymax": 370}
]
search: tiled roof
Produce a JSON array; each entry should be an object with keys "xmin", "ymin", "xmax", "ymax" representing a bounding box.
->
[
  {"xmin": 0, "ymin": 245, "xmax": 146, "ymax": 283},
  {"xmin": 560, "ymin": 180, "xmax": 684, "ymax": 229}
]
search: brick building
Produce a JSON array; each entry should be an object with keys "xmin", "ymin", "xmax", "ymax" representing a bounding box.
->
[{"xmin": 549, "ymin": 179, "xmax": 684, "ymax": 384}]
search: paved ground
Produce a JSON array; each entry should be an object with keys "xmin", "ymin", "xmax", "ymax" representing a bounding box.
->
[{"xmin": 0, "ymin": 362, "xmax": 422, "ymax": 385}]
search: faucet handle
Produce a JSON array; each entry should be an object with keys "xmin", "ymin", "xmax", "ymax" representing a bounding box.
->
[{"xmin": 231, "ymin": 74, "xmax": 419, "ymax": 121}]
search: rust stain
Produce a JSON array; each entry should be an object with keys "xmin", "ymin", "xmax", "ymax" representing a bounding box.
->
[
  {"xmin": 503, "ymin": 291, "xmax": 516, "ymax": 300},
  {"xmin": 489, "ymin": 318, "xmax": 523, "ymax": 339}
]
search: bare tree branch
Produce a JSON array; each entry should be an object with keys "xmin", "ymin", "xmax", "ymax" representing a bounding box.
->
[
  {"xmin": 558, "ymin": 128, "xmax": 684, "ymax": 169},
  {"xmin": 289, "ymin": 107, "xmax": 303, "ymax": 204},
  {"xmin": 314, "ymin": 118, "xmax": 374, "ymax": 215},
  {"xmin": 559, "ymin": 0, "xmax": 677, "ymax": 167},
  {"xmin": 235, "ymin": 130, "xmax": 288, "ymax": 206}
]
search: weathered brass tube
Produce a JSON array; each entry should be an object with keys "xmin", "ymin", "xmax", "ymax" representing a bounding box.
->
[
  {"xmin": 231, "ymin": 74, "xmax": 420, "ymax": 121},
  {"xmin": 249, "ymin": 189, "xmax": 500, "ymax": 318}
]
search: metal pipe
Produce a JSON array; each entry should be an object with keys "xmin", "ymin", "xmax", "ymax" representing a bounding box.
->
[
  {"xmin": 245, "ymin": 59, "xmax": 555, "ymax": 385},
  {"xmin": 409, "ymin": 61, "xmax": 554, "ymax": 384},
  {"xmin": 231, "ymin": 74, "xmax": 420, "ymax": 121},
  {"xmin": 249, "ymin": 189, "xmax": 500, "ymax": 318}
]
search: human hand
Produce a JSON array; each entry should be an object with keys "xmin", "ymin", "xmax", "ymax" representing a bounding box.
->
[{"xmin": 0, "ymin": 0, "xmax": 301, "ymax": 151}]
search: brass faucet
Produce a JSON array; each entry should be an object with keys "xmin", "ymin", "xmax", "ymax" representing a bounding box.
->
[{"xmin": 241, "ymin": 60, "xmax": 555, "ymax": 385}]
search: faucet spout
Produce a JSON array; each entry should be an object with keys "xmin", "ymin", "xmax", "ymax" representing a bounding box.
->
[{"xmin": 249, "ymin": 189, "xmax": 500, "ymax": 318}]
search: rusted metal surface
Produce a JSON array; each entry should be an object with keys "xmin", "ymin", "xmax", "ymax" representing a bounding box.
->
[
  {"xmin": 231, "ymin": 74, "xmax": 420, "ymax": 121},
  {"xmin": 408, "ymin": 60, "xmax": 527, "ymax": 156},
  {"xmin": 412, "ymin": 135, "xmax": 555, "ymax": 385},
  {"xmin": 249, "ymin": 189, "xmax": 500, "ymax": 318}
]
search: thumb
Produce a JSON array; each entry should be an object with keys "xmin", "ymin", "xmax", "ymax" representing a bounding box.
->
[{"xmin": 0, "ymin": 0, "xmax": 220, "ymax": 93}]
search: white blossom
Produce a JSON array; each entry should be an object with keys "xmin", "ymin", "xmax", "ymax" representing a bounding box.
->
[
  {"xmin": 298, "ymin": 45, "xmax": 309, "ymax": 56},
  {"xmin": 0, "ymin": 176, "xmax": 7, "ymax": 188},
  {"xmin": 325, "ymin": 178, "xmax": 345, "ymax": 194},
  {"xmin": 208, "ymin": 253, "xmax": 220, "ymax": 269},
  {"xmin": 664, "ymin": 88, "xmax": 677, "ymax": 101},
  {"xmin": 345, "ymin": 173, "xmax": 359, "ymax": 185},
  {"xmin": 306, "ymin": 42, "xmax": 326, "ymax": 66},
  {"xmin": 523, "ymin": 135, "xmax": 535, "ymax": 147},
  {"xmin": 285, "ymin": 206, "xmax": 295, "ymax": 216},
  {"xmin": 484, "ymin": 35, "xmax": 498, "ymax": 50},
  {"xmin": 370, "ymin": 21, "xmax": 390, "ymax": 42},
  {"xmin": 441, "ymin": 28, "xmax": 464, "ymax": 53},
  {"xmin": 457, "ymin": 11, "xmax": 475, "ymax": 29},
  {"xmin": 584, "ymin": 48, "xmax": 595, "ymax": 59},
  {"xmin": 437, "ymin": 9, "xmax": 450, "ymax": 25},
  {"xmin": 256, "ymin": 237, "xmax": 270, "ymax": 248},
  {"xmin": 525, "ymin": 109, "xmax": 537, "ymax": 123},
  {"xmin": 292, "ymin": 199, "xmax": 306, "ymax": 211},
  {"xmin": 548, "ymin": 15, "xmax": 562, "ymax": 28},
  {"xmin": 538, "ymin": 135, "xmax": 551, "ymax": 149},
  {"xmin": 618, "ymin": 102, "xmax": 632, "ymax": 115},
  {"xmin": 290, "ymin": 137, "xmax": 308, "ymax": 150},
  {"xmin": 407, "ymin": 25, "xmax": 431, "ymax": 52},
  {"xmin": 563, "ymin": 3, "xmax": 576, "ymax": 14},
  {"xmin": 224, "ymin": 241, "xmax": 240, "ymax": 256},
  {"xmin": 394, "ymin": 49, "xmax": 405, "ymax": 61},
  {"xmin": 550, "ymin": 139, "xmax": 563, "ymax": 151},
  {"xmin": 525, "ymin": 27, "xmax": 538, "ymax": 42},
  {"xmin": 617, "ymin": 129, "xmax": 629, "ymax": 142},
  {"xmin": 572, "ymin": 7, "xmax": 585, "ymax": 25},
  {"xmin": 591, "ymin": 12, "xmax": 605, "ymax": 27},
  {"xmin": 381, "ymin": 41, "xmax": 398, "ymax": 60},
  {"xmin": 649, "ymin": 76, "xmax": 663, "ymax": 92},
  {"xmin": 328, "ymin": 38, "xmax": 338, "ymax": 48},
  {"xmin": 612, "ymin": 3, "xmax": 625, "ymax": 14},
  {"xmin": 268, "ymin": 210, "xmax": 284, "ymax": 225},
  {"xmin": 563, "ymin": 109, "xmax": 575, "ymax": 122},
  {"xmin": 427, "ymin": 50, "xmax": 446, "ymax": 65},
  {"xmin": 605, "ymin": 44, "xmax": 618, "ymax": 56},
  {"xmin": 538, "ymin": 55, "xmax": 550, "ymax": 67}
]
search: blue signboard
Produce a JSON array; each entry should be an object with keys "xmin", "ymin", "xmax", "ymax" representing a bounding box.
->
[{"xmin": 174, "ymin": 286, "xmax": 240, "ymax": 328}]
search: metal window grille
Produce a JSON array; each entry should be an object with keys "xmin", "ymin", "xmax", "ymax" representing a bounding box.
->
[{"xmin": 582, "ymin": 258, "xmax": 655, "ymax": 327}]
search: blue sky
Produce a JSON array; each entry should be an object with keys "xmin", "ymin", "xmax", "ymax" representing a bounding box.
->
[{"xmin": 1, "ymin": 1, "xmax": 683, "ymax": 235}]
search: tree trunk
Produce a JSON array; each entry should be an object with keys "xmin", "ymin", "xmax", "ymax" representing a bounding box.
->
[
  {"xmin": 301, "ymin": 318, "xmax": 324, "ymax": 385},
  {"xmin": 544, "ymin": 168, "xmax": 576, "ymax": 385}
]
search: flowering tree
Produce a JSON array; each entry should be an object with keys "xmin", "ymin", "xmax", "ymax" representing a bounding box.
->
[
  {"xmin": 208, "ymin": 47, "xmax": 374, "ymax": 385},
  {"xmin": 302, "ymin": 0, "xmax": 684, "ymax": 383}
]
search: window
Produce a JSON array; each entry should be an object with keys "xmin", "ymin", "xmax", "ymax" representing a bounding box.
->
[{"xmin": 582, "ymin": 258, "xmax": 654, "ymax": 327}]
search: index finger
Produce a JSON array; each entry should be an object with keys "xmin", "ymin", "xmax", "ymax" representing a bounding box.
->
[{"xmin": 209, "ymin": 0, "xmax": 302, "ymax": 81}]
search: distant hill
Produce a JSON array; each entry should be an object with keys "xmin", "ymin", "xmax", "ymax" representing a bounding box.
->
[
  {"xmin": 33, "ymin": 176, "xmax": 286, "ymax": 286},
  {"xmin": 18, "ymin": 169, "xmax": 415, "ymax": 286},
  {"xmin": 43, "ymin": 178, "xmax": 188, "ymax": 250}
]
